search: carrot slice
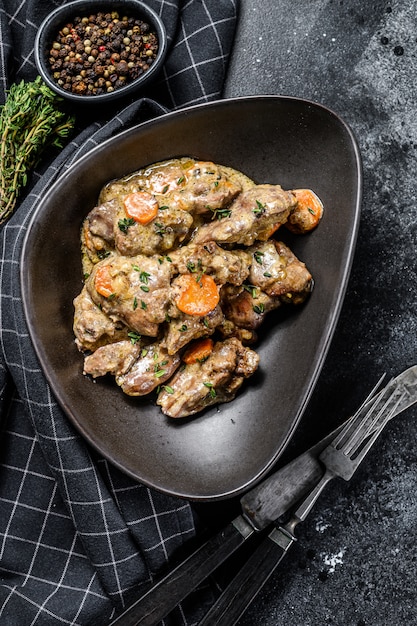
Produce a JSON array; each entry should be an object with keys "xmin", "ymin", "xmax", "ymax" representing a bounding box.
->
[
  {"xmin": 123, "ymin": 191, "xmax": 159, "ymax": 225},
  {"xmin": 287, "ymin": 189, "xmax": 323, "ymax": 233},
  {"xmin": 264, "ymin": 222, "xmax": 282, "ymax": 239},
  {"xmin": 94, "ymin": 264, "xmax": 114, "ymax": 298},
  {"xmin": 176, "ymin": 273, "xmax": 220, "ymax": 316},
  {"xmin": 294, "ymin": 189, "xmax": 323, "ymax": 217},
  {"xmin": 183, "ymin": 338, "xmax": 214, "ymax": 364}
]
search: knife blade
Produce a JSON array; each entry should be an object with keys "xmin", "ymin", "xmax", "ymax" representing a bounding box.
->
[{"xmin": 110, "ymin": 364, "xmax": 417, "ymax": 626}]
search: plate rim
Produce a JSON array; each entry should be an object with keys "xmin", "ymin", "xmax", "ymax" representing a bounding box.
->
[{"xmin": 20, "ymin": 95, "xmax": 363, "ymax": 500}]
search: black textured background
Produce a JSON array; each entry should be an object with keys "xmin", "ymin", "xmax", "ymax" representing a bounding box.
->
[{"xmin": 217, "ymin": 1, "xmax": 417, "ymax": 624}]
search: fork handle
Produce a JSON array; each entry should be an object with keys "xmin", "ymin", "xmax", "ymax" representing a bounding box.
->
[
  {"xmin": 198, "ymin": 525, "xmax": 296, "ymax": 626},
  {"xmin": 293, "ymin": 469, "xmax": 334, "ymax": 522}
]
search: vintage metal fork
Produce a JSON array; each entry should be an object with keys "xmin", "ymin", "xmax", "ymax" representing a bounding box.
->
[
  {"xmin": 293, "ymin": 375, "xmax": 405, "ymax": 521},
  {"xmin": 198, "ymin": 374, "xmax": 408, "ymax": 626}
]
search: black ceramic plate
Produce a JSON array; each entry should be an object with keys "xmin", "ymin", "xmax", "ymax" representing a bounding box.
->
[{"xmin": 21, "ymin": 96, "xmax": 362, "ymax": 501}]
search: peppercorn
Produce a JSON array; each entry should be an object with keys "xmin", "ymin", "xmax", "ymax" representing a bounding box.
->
[{"xmin": 46, "ymin": 10, "xmax": 159, "ymax": 97}]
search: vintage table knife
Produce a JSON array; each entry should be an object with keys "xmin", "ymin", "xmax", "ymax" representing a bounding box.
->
[
  {"xmin": 110, "ymin": 364, "xmax": 417, "ymax": 626},
  {"xmin": 110, "ymin": 426, "xmax": 345, "ymax": 626}
]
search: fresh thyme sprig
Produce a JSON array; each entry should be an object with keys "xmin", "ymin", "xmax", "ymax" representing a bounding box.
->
[{"xmin": 0, "ymin": 76, "xmax": 75, "ymax": 224}]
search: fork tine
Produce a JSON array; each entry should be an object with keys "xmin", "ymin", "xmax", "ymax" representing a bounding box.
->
[
  {"xmin": 345, "ymin": 385, "xmax": 406, "ymax": 456},
  {"xmin": 344, "ymin": 388, "xmax": 396, "ymax": 454},
  {"xmin": 333, "ymin": 378, "xmax": 391, "ymax": 451},
  {"xmin": 343, "ymin": 388, "xmax": 393, "ymax": 455},
  {"xmin": 292, "ymin": 377, "xmax": 406, "ymax": 524},
  {"xmin": 347, "ymin": 391, "xmax": 405, "ymax": 462}
]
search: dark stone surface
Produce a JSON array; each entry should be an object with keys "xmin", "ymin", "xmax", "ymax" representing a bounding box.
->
[{"xmin": 216, "ymin": 1, "xmax": 417, "ymax": 624}]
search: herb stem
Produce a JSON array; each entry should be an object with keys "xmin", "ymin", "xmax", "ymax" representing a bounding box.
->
[{"xmin": 0, "ymin": 77, "xmax": 75, "ymax": 224}]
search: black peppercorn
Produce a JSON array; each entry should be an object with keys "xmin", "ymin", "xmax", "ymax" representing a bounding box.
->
[{"xmin": 47, "ymin": 10, "xmax": 159, "ymax": 96}]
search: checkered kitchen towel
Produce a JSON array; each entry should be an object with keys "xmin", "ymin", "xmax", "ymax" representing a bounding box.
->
[{"xmin": 0, "ymin": 1, "xmax": 239, "ymax": 624}]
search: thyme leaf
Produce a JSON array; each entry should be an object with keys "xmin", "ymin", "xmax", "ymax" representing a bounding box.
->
[
  {"xmin": 253, "ymin": 251, "xmax": 264, "ymax": 264},
  {"xmin": 0, "ymin": 77, "xmax": 75, "ymax": 224},
  {"xmin": 118, "ymin": 217, "xmax": 135, "ymax": 233},
  {"xmin": 210, "ymin": 207, "xmax": 232, "ymax": 220},
  {"xmin": 203, "ymin": 381, "xmax": 217, "ymax": 398},
  {"xmin": 128, "ymin": 331, "xmax": 141, "ymax": 345},
  {"xmin": 253, "ymin": 200, "xmax": 266, "ymax": 216}
]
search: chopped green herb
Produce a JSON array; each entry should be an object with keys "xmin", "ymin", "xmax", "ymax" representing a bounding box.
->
[
  {"xmin": 210, "ymin": 207, "xmax": 232, "ymax": 220},
  {"xmin": 139, "ymin": 270, "xmax": 150, "ymax": 284},
  {"xmin": 253, "ymin": 200, "xmax": 266, "ymax": 216},
  {"xmin": 179, "ymin": 324, "xmax": 188, "ymax": 332},
  {"xmin": 243, "ymin": 284, "xmax": 257, "ymax": 298},
  {"xmin": 141, "ymin": 300, "xmax": 147, "ymax": 310},
  {"xmin": 185, "ymin": 258, "xmax": 202, "ymax": 275},
  {"xmin": 263, "ymin": 271, "xmax": 272, "ymax": 278},
  {"xmin": 154, "ymin": 222, "xmax": 166, "ymax": 236},
  {"xmin": 253, "ymin": 303, "xmax": 265, "ymax": 315},
  {"xmin": 140, "ymin": 285, "xmax": 150, "ymax": 292},
  {"xmin": 203, "ymin": 381, "xmax": 217, "ymax": 398},
  {"xmin": 118, "ymin": 217, "xmax": 135, "ymax": 233},
  {"xmin": 133, "ymin": 266, "xmax": 151, "ymax": 285},
  {"xmin": 253, "ymin": 251, "xmax": 264, "ymax": 264},
  {"xmin": 133, "ymin": 297, "xmax": 138, "ymax": 310},
  {"xmin": 128, "ymin": 331, "xmax": 141, "ymax": 344},
  {"xmin": 162, "ymin": 184, "xmax": 169, "ymax": 194}
]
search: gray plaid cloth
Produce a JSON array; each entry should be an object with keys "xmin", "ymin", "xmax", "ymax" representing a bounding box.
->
[{"xmin": 0, "ymin": 1, "xmax": 239, "ymax": 624}]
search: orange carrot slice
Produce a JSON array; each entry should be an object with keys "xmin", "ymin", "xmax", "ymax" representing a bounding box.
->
[
  {"xmin": 176, "ymin": 273, "xmax": 220, "ymax": 316},
  {"xmin": 123, "ymin": 191, "xmax": 159, "ymax": 225},
  {"xmin": 264, "ymin": 222, "xmax": 282, "ymax": 239},
  {"xmin": 287, "ymin": 188, "xmax": 324, "ymax": 233},
  {"xmin": 94, "ymin": 264, "xmax": 114, "ymax": 298},
  {"xmin": 294, "ymin": 189, "xmax": 323, "ymax": 217},
  {"xmin": 183, "ymin": 338, "xmax": 214, "ymax": 364}
]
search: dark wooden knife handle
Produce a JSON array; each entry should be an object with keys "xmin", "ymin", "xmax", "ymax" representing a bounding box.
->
[
  {"xmin": 109, "ymin": 517, "xmax": 253, "ymax": 625},
  {"xmin": 198, "ymin": 526, "xmax": 295, "ymax": 626}
]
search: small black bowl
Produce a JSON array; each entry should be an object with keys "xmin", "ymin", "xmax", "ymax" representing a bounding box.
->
[{"xmin": 34, "ymin": 0, "xmax": 168, "ymax": 105}]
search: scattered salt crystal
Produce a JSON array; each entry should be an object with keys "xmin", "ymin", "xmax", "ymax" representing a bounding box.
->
[
  {"xmin": 322, "ymin": 548, "xmax": 346, "ymax": 573},
  {"xmin": 315, "ymin": 519, "xmax": 331, "ymax": 533}
]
